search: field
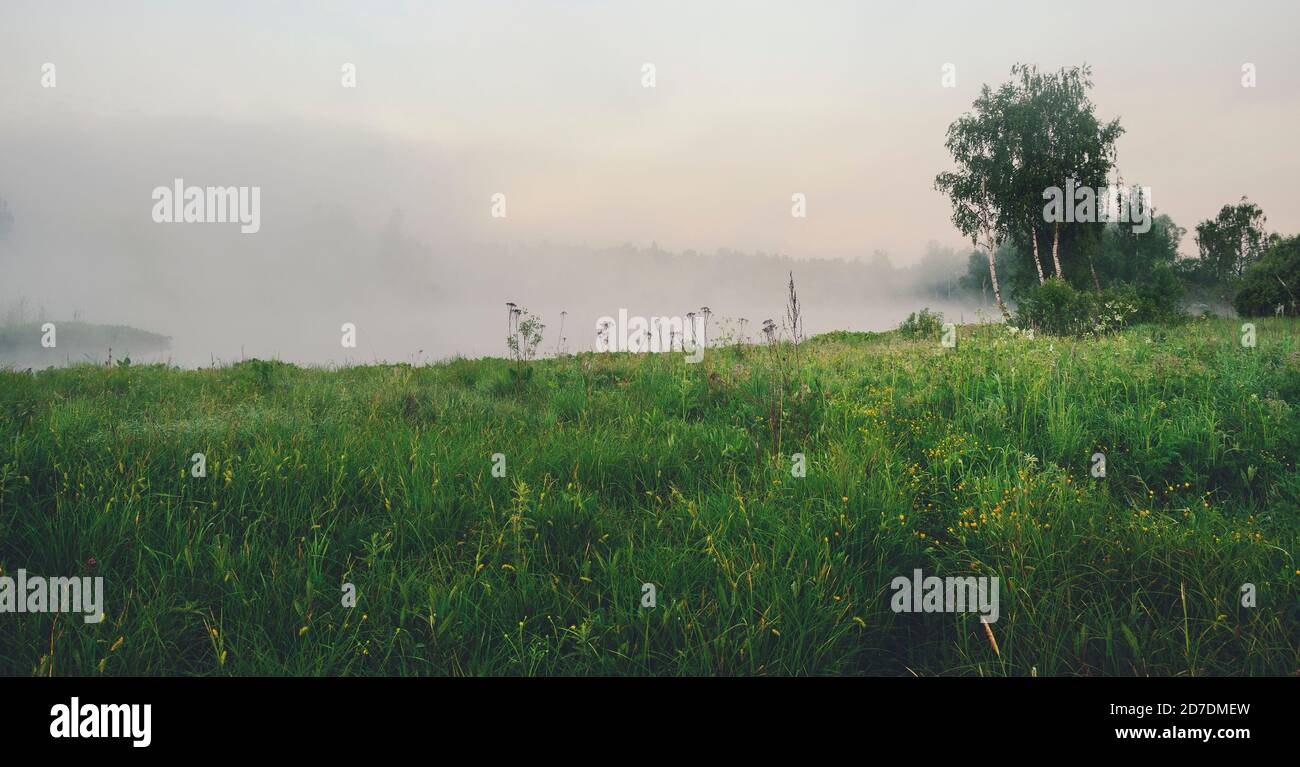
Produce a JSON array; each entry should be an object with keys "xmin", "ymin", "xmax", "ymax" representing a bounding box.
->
[{"xmin": 1, "ymin": 317, "xmax": 1297, "ymax": 676}]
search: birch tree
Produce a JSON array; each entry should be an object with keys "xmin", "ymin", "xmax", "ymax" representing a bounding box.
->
[
  {"xmin": 935, "ymin": 83, "xmax": 1017, "ymax": 320},
  {"xmin": 1040, "ymin": 66, "xmax": 1123, "ymax": 284}
]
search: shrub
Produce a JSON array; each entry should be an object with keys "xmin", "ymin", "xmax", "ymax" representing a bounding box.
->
[
  {"xmin": 1234, "ymin": 235, "xmax": 1300, "ymax": 317},
  {"xmin": 1013, "ymin": 278, "xmax": 1138, "ymax": 337},
  {"xmin": 1130, "ymin": 264, "xmax": 1186, "ymax": 324},
  {"xmin": 898, "ymin": 308, "xmax": 944, "ymax": 340},
  {"xmin": 1013, "ymin": 278, "xmax": 1090, "ymax": 336}
]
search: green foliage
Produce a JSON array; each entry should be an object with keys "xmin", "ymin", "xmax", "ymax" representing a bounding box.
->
[
  {"xmin": 1129, "ymin": 264, "xmax": 1187, "ymax": 324},
  {"xmin": 898, "ymin": 308, "xmax": 945, "ymax": 340},
  {"xmin": 1014, "ymin": 278, "xmax": 1089, "ymax": 335},
  {"xmin": 1, "ymin": 320, "xmax": 1297, "ymax": 676},
  {"xmin": 1013, "ymin": 278, "xmax": 1140, "ymax": 336},
  {"xmin": 506, "ymin": 364, "xmax": 536, "ymax": 390},
  {"xmin": 1234, "ymin": 234, "xmax": 1300, "ymax": 317},
  {"xmin": 1193, "ymin": 197, "xmax": 1271, "ymax": 284},
  {"xmin": 231, "ymin": 358, "xmax": 293, "ymax": 393},
  {"xmin": 1097, "ymin": 213, "xmax": 1184, "ymax": 286},
  {"xmin": 983, "ymin": 211, "xmax": 1187, "ymax": 302}
]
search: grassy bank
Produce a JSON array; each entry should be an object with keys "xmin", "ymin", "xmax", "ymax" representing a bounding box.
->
[{"xmin": 1, "ymin": 318, "xmax": 1297, "ymax": 675}]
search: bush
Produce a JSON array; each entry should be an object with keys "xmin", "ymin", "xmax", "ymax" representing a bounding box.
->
[
  {"xmin": 1131, "ymin": 264, "xmax": 1186, "ymax": 324},
  {"xmin": 1013, "ymin": 278, "xmax": 1138, "ymax": 337},
  {"xmin": 1234, "ymin": 235, "xmax": 1300, "ymax": 317},
  {"xmin": 1013, "ymin": 279, "xmax": 1089, "ymax": 336},
  {"xmin": 898, "ymin": 308, "xmax": 944, "ymax": 340}
]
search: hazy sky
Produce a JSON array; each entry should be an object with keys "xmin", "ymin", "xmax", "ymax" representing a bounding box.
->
[{"xmin": 2, "ymin": 1, "xmax": 1298, "ymax": 363}]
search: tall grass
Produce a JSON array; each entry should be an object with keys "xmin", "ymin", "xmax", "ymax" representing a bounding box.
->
[{"xmin": 0, "ymin": 318, "xmax": 1296, "ymax": 675}]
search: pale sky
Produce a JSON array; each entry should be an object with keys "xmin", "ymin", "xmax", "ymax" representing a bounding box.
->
[{"xmin": 4, "ymin": 0, "xmax": 1297, "ymax": 260}]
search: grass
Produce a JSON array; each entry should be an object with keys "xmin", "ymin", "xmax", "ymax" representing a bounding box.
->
[{"xmin": 0, "ymin": 317, "xmax": 1297, "ymax": 676}]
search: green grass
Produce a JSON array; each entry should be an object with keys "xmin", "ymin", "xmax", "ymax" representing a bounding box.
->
[{"xmin": 1, "ymin": 318, "xmax": 1297, "ymax": 676}]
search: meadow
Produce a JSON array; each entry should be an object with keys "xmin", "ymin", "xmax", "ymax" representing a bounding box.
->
[{"xmin": 1, "ymin": 317, "xmax": 1297, "ymax": 675}]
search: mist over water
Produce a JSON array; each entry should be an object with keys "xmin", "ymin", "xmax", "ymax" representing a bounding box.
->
[{"xmin": 0, "ymin": 115, "xmax": 983, "ymax": 369}]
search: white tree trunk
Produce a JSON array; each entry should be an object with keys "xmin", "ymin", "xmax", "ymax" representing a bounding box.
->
[
  {"xmin": 1031, "ymin": 225, "xmax": 1045, "ymax": 284},
  {"xmin": 1051, "ymin": 223, "xmax": 1063, "ymax": 277},
  {"xmin": 986, "ymin": 236, "xmax": 1009, "ymax": 320},
  {"xmin": 980, "ymin": 179, "xmax": 1010, "ymax": 320}
]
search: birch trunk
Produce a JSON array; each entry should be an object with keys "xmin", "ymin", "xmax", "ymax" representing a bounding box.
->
[
  {"xmin": 986, "ymin": 235, "xmax": 1009, "ymax": 320},
  {"xmin": 980, "ymin": 179, "xmax": 1010, "ymax": 320},
  {"xmin": 1051, "ymin": 223, "xmax": 1063, "ymax": 277},
  {"xmin": 1031, "ymin": 224, "xmax": 1045, "ymax": 284}
]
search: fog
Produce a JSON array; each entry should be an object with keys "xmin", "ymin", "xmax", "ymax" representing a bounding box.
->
[
  {"xmin": 0, "ymin": 112, "xmax": 983, "ymax": 367},
  {"xmin": 3, "ymin": 0, "xmax": 1297, "ymax": 367}
]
